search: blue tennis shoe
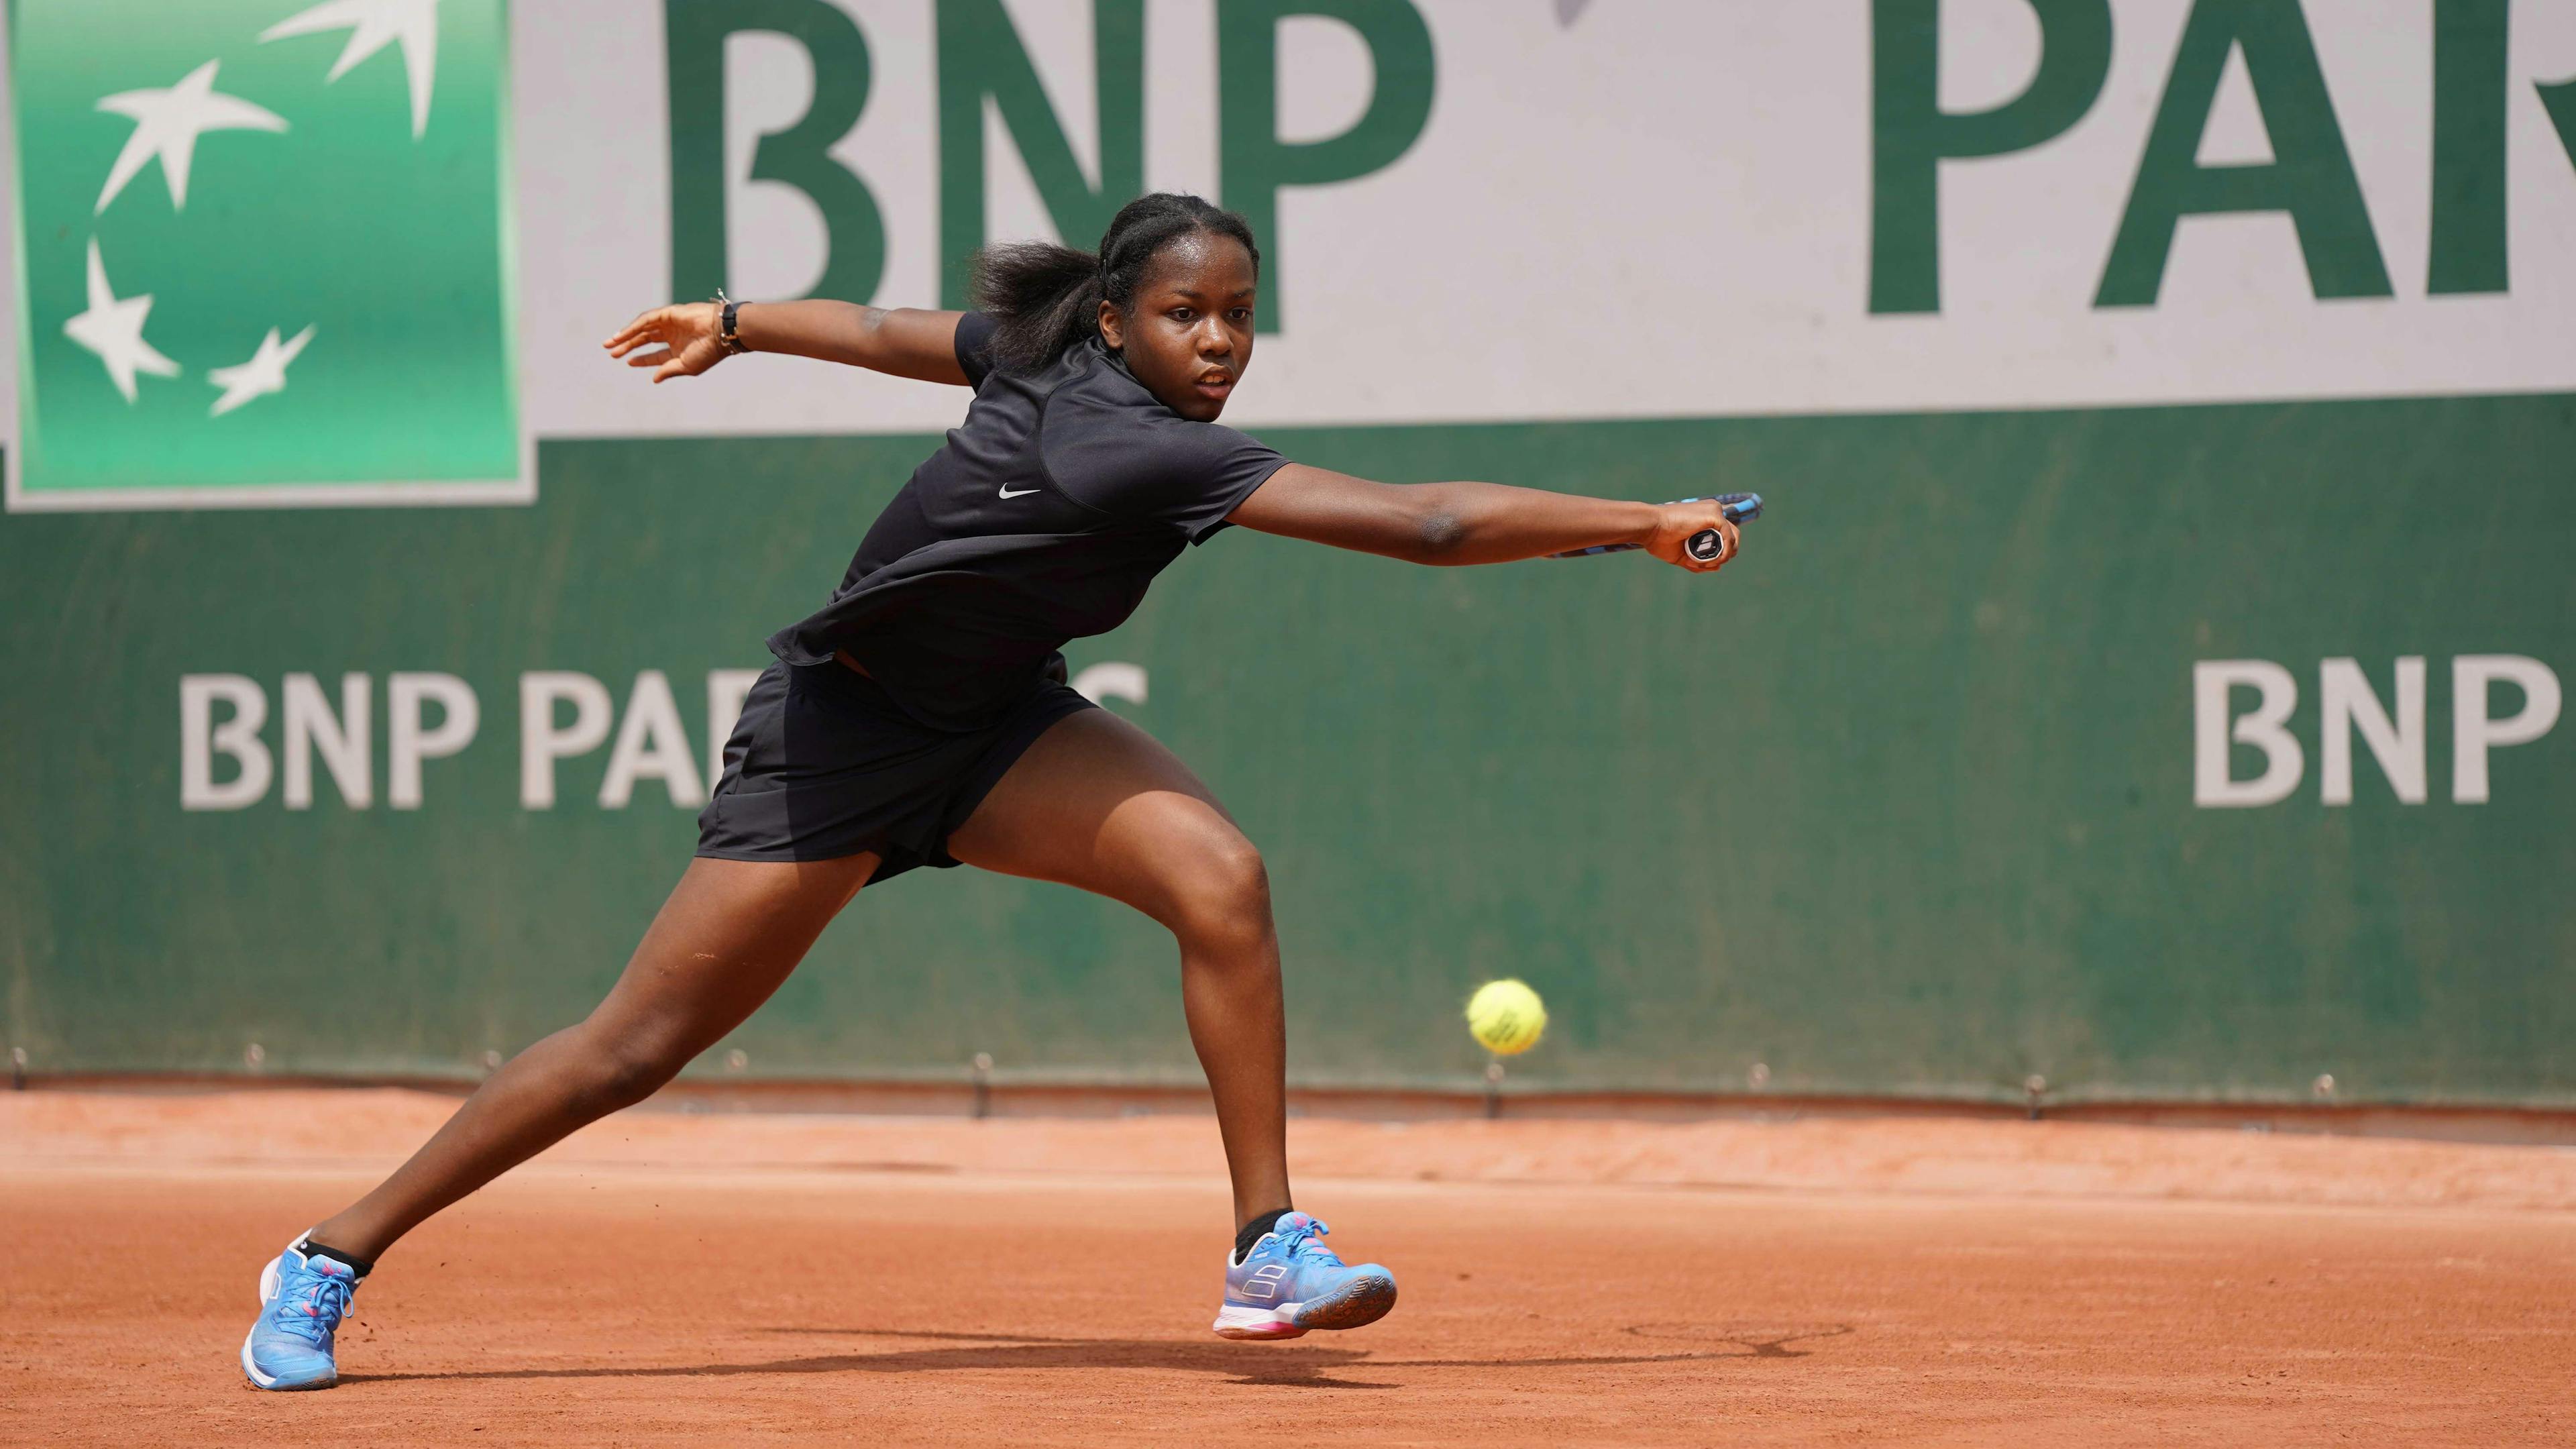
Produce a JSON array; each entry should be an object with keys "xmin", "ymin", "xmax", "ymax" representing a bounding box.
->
[
  {"xmin": 241, "ymin": 1236, "xmax": 362, "ymax": 1391},
  {"xmin": 1213, "ymin": 1212, "xmax": 1397, "ymax": 1340}
]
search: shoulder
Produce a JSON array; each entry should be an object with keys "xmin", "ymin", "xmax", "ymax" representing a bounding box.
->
[
  {"xmin": 953, "ymin": 311, "xmax": 1001, "ymax": 389},
  {"xmin": 1050, "ymin": 379, "xmax": 1271, "ymax": 482}
]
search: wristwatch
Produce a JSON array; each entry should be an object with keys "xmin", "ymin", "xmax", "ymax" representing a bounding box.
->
[{"xmin": 715, "ymin": 288, "xmax": 749, "ymax": 355}]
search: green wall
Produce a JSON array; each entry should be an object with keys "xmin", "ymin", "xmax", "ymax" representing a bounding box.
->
[{"xmin": 3, "ymin": 390, "xmax": 2571, "ymax": 1102}]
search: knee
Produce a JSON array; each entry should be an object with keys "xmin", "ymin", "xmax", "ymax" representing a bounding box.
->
[
  {"xmin": 1163, "ymin": 834, "xmax": 1274, "ymax": 951},
  {"xmin": 574, "ymin": 1032, "xmax": 686, "ymax": 1112}
]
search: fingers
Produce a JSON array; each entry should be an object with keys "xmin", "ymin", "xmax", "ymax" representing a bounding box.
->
[
  {"xmin": 603, "ymin": 306, "xmax": 674, "ymax": 356},
  {"xmin": 1712, "ymin": 518, "xmax": 1741, "ymax": 570},
  {"xmin": 607, "ymin": 311, "xmax": 724, "ymax": 382},
  {"xmin": 653, "ymin": 341, "xmax": 720, "ymax": 383}
]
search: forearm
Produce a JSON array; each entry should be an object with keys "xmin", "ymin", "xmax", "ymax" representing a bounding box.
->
[
  {"xmin": 735, "ymin": 299, "xmax": 902, "ymax": 362},
  {"xmin": 731, "ymin": 301, "xmax": 967, "ymax": 384},
  {"xmin": 1228, "ymin": 464, "xmax": 1677, "ymax": 565},
  {"xmin": 1394, "ymin": 481, "xmax": 1660, "ymax": 566}
]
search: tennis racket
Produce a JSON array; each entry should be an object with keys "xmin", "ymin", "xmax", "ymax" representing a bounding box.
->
[{"xmin": 1545, "ymin": 492, "xmax": 1762, "ymax": 561}]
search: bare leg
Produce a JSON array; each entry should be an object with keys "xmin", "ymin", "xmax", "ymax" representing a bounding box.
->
[
  {"xmin": 947, "ymin": 709, "xmax": 1291, "ymax": 1234},
  {"xmin": 305, "ymin": 853, "xmax": 877, "ymax": 1260}
]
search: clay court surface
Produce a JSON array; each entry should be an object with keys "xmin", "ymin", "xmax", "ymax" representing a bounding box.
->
[{"xmin": 5, "ymin": 1091, "xmax": 2574, "ymax": 1446}]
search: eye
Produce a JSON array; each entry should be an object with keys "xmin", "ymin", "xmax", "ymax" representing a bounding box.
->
[
  {"xmin": 1171, "ymin": 307, "xmax": 1197, "ymax": 322},
  {"xmin": 1228, "ymin": 308, "xmax": 1253, "ymax": 324}
]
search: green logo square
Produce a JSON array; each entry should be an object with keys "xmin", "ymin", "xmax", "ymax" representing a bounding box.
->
[{"xmin": 6, "ymin": 0, "xmax": 521, "ymax": 510}]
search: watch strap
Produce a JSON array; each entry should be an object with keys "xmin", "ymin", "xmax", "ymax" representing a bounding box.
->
[{"xmin": 715, "ymin": 288, "xmax": 749, "ymax": 355}]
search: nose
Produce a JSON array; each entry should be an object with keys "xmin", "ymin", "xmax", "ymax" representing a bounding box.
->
[{"xmin": 1195, "ymin": 319, "xmax": 1232, "ymax": 357}]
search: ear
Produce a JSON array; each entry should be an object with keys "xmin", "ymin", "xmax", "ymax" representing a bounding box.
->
[{"xmin": 1096, "ymin": 299, "xmax": 1124, "ymax": 351}]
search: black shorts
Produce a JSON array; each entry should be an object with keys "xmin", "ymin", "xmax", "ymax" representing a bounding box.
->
[{"xmin": 695, "ymin": 660, "xmax": 1095, "ymax": 882}]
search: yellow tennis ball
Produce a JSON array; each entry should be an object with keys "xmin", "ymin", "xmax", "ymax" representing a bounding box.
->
[{"xmin": 1466, "ymin": 979, "xmax": 1547, "ymax": 1056}]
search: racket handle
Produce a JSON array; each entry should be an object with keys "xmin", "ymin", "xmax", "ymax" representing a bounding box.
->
[{"xmin": 1686, "ymin": 492, "xmax": 1761, "ymax": 560}]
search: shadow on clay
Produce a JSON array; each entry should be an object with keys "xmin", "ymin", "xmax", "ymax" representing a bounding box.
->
[
  {"xmin": 1623, "ymin": 1323, "xmax": 1856, "ymax": 1358},
  {"xmin": 337, "ymin": 1324, "xmax": 1854, "ymax": 1391}
]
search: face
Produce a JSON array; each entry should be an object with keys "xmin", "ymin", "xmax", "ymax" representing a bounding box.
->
[{"xmin": 1097, "ymin": 231, "xmax": 1258, "ymax": 421}]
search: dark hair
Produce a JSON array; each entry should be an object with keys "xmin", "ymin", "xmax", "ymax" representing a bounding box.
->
[{"xmin": 971, "ymin": 193, "xmax": 1261, "ymax": 374}]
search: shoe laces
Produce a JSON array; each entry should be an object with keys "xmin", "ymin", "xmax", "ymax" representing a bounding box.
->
[
  {"xmin": 1277, "ymin": 1218, "xmax": 1340, "ymax": 1265},
  {"xmin": 270, "ymin": 1265, "xmax": 354, "ymax": 1346}
]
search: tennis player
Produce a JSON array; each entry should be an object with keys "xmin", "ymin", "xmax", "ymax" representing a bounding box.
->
[{"xmin": 242, "ymin": 193, "xmax": 1740, "ymax": 1389}]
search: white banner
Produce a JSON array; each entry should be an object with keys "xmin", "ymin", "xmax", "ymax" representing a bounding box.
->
[{"xmin": 11, "ymin": 0, "xmax": 2576, "ymax": 453}]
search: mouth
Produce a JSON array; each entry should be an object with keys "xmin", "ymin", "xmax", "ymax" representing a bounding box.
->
[{"xmin": 1192, "ymin": 372, "xmax": 1234, "ymax": 402}]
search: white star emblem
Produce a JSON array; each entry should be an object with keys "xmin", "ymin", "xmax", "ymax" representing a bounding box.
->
[
  {"xmin": 94, "ymin": 60, "xmax": 288, "ymax": 215},
  {"xmin": 262, "ymin": 0, "xmax": 441, "ymax": 140},
  {"xmin": 207, "ymin": 326, "xmax": 319, "ymax": 417},
  {"xmin": 62, "ymin": 240, "xmax": 182, "ymax": 403}
]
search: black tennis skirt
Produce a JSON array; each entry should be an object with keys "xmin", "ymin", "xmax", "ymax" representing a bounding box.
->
[{"xmin": 695, "ymin": 659, "xmax": 1095, "ymax": 882}]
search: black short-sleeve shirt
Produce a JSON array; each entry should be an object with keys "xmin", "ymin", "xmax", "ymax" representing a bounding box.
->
[{"xmin": 765, "ymin": 313, "xmax": 1290, "ymax": 730}]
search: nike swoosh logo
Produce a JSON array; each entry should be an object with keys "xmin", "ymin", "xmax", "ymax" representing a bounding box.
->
[{"xmin": 998, "ymin": 486, "xmax": 1040, "ymax": 499}]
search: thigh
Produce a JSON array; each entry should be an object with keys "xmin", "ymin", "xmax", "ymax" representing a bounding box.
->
[
  {"xmin": 947, "ymin": 708, "xmax": 1252, "ymax": 920},
  {"xmin": 584, "ymin": 852, "xmax": 879, "ymax": 1055}
]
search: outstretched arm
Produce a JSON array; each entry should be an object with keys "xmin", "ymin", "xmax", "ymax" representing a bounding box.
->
[
  {"xmin": 1227, "ymin": 464, "xmax": 1741, "ymax": 572},
  {"xmin": 604, "ymin": 301, "xmax": 972, "ymax": 386}
]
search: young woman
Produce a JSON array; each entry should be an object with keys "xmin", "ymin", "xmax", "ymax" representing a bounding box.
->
[{"xmin": 241, "ymin": 193, "xmax": 1740, "ymax": 1390}]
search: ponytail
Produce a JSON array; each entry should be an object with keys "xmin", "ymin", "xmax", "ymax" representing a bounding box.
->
[
  {"xmin": 971, "ymin": 241, "xmax": 1104, "ymax": 376},
  {"xmin": 971, "ymin": 193, "xmax": 1261, "ymax": 374}
]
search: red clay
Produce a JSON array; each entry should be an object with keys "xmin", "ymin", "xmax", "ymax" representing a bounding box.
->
[{"xmin": 5, "ymin": 1089, "xmax": 2573, "ymax": 1446}]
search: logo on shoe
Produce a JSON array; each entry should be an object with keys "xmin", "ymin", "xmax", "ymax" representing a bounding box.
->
[{"xmin": 1240, "ymin": 1263, "xmax": 1288, "ymax": 1300}]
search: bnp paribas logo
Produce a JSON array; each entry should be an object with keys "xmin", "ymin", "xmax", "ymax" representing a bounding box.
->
[{"xmin": 5, "ymin": 0, "xmax": 521, "ymax": 511}]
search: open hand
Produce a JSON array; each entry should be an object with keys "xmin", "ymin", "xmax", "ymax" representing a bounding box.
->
[{"xmin": 604, "ymin": 303, "xmax": 729, "ymax": 383}]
